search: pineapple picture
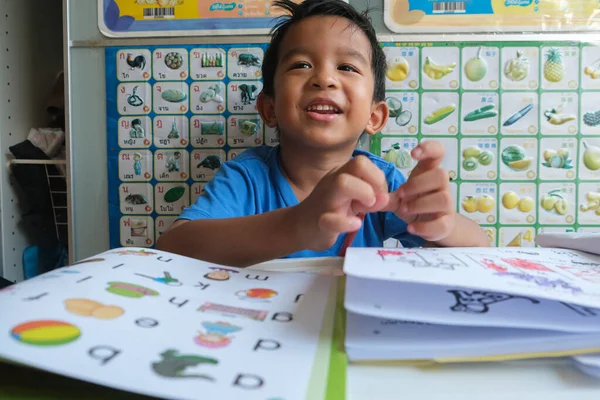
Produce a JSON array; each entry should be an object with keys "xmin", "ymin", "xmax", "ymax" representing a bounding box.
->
[{"xmin": 543, "ymin": 47, "xmax": 564, "ymax": 83}]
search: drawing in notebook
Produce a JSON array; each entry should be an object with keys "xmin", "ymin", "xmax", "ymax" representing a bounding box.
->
[
  {"xmin": 447, "ymin": 290, "xmax": 540, "ymax": 314},
  {"xmin": 342, "ymin": 244, "xmax": 600, "ymax": 365},
  {"xmin": 376, "ymin": 249, "xmax": 467, "ymax": 270}
]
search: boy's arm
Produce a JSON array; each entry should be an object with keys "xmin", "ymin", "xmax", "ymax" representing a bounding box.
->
[
  {"xmin": 158, "ymin": 156, "xmax": 395, "ymax": 267},
  {"xmin": 156, "ymin": 207, "xmax": 304, "ymax": 267}
]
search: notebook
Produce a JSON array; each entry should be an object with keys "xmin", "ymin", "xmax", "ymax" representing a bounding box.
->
[
  {"xmin": 342, "ymin": 234, "xmax": 600, "ymax": 365},
  {"xmin": 0, "ymin": 248, "xmax": 342, "ymax": 400}
]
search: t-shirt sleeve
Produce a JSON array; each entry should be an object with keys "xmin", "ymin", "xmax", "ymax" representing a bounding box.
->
[
  {"xmin": 177, "ymin": 160, "xmax": 255, "ymax": 221},
  {"xmin": 382, "ymin": 165, "xmax": 426, "ymax": 248}
]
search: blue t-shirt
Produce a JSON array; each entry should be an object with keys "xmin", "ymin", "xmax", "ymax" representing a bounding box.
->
[{"xmin": 178, "ymin": 145, "xmax": 425, "ymax": 257}]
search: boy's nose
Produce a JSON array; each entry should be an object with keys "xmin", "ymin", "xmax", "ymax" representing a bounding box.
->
[{"xmin": 311, "ymin": 69, "xmax": 339, "ymax": 89}]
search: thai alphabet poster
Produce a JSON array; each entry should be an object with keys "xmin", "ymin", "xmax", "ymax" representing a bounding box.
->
[{"xmin": 105, "ymin": 43, "xmax": 273, "ymax": 249}]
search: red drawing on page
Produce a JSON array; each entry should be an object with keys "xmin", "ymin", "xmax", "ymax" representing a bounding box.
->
[
  {"xmin": 377, "ymin": 249, "xmax": 405, "ymax": 260},
  {"xmin": 481, "ymin": 257, "xmax": 552, "ymax": 273},
  {"xmin": 501, "ymin": 258, "xmax": 552, "ymax": 272},
  {"xmin": 376, "ymin": 249, "xmax": 418, "ymax": 260},
  {"xmin": 558, "ymin": 263, "xmax": 600, "ymax": 283},
  {"xmin": 481, "ymin": 258, "xmax": 508, "ymax": 273}
]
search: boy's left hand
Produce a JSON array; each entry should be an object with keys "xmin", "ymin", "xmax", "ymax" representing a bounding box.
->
[{"xmin": 383, "ymin": 141, "xmax": 456, "ymax": 242}]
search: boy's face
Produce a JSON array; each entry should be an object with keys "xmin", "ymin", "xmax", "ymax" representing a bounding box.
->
[{"xmin": 259, "ymin": 15, "xmax": 387, "ymax": 151}]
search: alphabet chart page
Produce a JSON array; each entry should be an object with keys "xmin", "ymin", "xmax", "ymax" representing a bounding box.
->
[{"xmin": 0, "ymin": 248, "xmax": 336, "ymax": 400}]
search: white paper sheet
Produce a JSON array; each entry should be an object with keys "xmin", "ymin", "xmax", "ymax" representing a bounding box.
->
[
  {"xmin": 345, "ymin": 312, "xmax": 600, "ymax": 361},
  {"xmin": 345, "ymin": 275, "xmax": 600, "ymax": 332},
  {"xmin": 344, "ymin": 247, "xmax": 600, "ymax": 309},
  {"xmin": 344, "ymin": 276, "xmax": 600, "ymax": 332},
  {"xmin": 0, "ymin": 248, "xmax": 335, "ymax": 400},
  {"xmin": 536, "ymin": 233, "xmax": 600, "ymax": 256},
  {"xmin": 572, "ymin": 353, "xmax": 600, "ymax": 379}
]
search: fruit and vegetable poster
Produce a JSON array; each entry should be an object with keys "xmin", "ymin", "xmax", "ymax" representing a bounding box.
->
[
  {"xmin": 105, "ymin": 40, "xmax": 600, "ymax": 250},
  {"xmin": 0, "ymin": 247, "xmax": 335, "ymax": 400},
  {"xmin": 384, "ymin": 0, "xmax": 600, "ymax": 33},
  {"xmin": 375, "ymin": 41, "xmax": 600, "ymax": 248},
  {"xmin": 105, "ymin": 44, "xmax": 274, "ymax": 249},
  {"xmin": 99, "ymin": 0, "xmax": 346, "ymax": 37}
]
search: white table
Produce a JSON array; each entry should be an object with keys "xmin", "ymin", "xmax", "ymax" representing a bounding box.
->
[
  {"xmin": 250, "ymin": 256, "xmax": 600, "ymax": 399},
  {"xmin": 348, "ymin": 360, "xmax": 600, "ymax": 400}
]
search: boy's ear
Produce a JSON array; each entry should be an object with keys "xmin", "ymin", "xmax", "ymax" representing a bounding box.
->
[
  {"xmin": 257, "ymin": 92, "xmax": 278, "ymax": 128},
  {"xmin": 364, "ymin": 100, "xmax": 389, "ymax": 135}
]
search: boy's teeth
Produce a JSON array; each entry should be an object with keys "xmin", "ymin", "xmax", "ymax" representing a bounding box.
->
[{"xmin": 307, "ymin": 104, "xmax": 339, "ymax": 112}]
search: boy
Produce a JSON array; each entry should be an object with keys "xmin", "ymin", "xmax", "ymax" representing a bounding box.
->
[{"xmin": 157, "ymin": 0, "xmax": 489, "ymax": 267}]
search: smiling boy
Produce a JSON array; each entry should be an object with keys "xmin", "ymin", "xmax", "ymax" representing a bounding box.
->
[{"xmin": 157, "ymin": 0, "xmax": 489, "ymax": 267}]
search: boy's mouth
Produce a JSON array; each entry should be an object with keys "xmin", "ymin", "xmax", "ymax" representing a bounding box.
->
[
  {"xmin": 304, "ymin": 99, "xmax": 342, "ymax": 122},
  {"xmin": 305, "ymin": 104, "xmax": 341, "ymax": 114}
]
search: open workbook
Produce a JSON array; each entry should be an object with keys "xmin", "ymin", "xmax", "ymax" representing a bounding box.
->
[
  {"xmin": 4, "ymin": 236, "xmax": 600, "ymax": 399},
  {"xmin": 343, "ymin": 238, "xmax": 600, "ymax": 368},
  {"xmin": 0, "ymin": 248, "xmax": 340, "ymax": 400}
]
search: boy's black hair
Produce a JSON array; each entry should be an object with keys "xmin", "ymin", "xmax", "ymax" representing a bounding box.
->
[{"xmin": 261, "ymin": 0, "xmax": 386, "ymax": 102}]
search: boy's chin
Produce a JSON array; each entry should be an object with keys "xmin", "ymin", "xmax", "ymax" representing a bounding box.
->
[{"xmin": 284, "ymin": 130, "xmax": 362, "ymax": 150}]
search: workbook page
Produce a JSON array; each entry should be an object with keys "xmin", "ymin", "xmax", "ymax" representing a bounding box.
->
[
  {"xmin": 0, "ymin": 248, "xmax": 335, "ymax": 400},
  {"xmin": 344, "ymin": 247, "xmax": 600, "ymax": 309},
  {"xmin": 345, "ymin": 276, "xmax": 600, "ymax": 333},
  {"xmin": 344, "ymin": 312, "xmax": 600, "ymax": 361}
]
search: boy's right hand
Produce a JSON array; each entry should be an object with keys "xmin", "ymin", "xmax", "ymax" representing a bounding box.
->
[{"xmin": 293, "ymin": 156, "xmax": 390, "ymax": 251}]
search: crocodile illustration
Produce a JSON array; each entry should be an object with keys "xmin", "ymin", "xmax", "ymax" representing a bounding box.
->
[{"xmin": 151, "ymin": 349, "xmax": 218, "ymax": 380}]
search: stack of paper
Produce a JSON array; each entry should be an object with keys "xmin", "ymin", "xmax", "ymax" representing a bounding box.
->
[{"xmin": 342, "ymin": 243, "xmax": 600, "ymax": 363}]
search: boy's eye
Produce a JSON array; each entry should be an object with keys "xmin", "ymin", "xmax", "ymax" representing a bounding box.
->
[
  {"xmin": 290, "ymin": 62, "xmax": 311, "ymax": 70},
  {"xmin": 338, "ymin": 64, "xmax": 358, "ymax": 73}
]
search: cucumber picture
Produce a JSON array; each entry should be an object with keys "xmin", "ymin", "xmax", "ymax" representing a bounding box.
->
[
  {"xmin": 463, "ymin": 104, "xmax": 498, "ymax": 122},
  {"xmin": 423, "ymin": 104, "xmax": 456, "ymax": 125}
]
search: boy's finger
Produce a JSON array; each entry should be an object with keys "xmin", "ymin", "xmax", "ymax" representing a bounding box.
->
[
  {"xmin": 410, "ymin": 141, "xmax": 445, "ymax": 171},
  {"xmin": 319, "ymin": 212, "xmax": 362, "ymax": 234},
  {"xmin": 343, "ymin": 155, "xmax": 389, "ymax": 194},
  {"xmin": 351, "ymin": 192, "xmax": 390, "ymax": 214},
  {"xmin": 400, "ymin": 191, "xmax": 454, "ymax": 216},
  {"xmin": 408, "ymin": 214, "xmax": 454, "ymax": 242},
  {"xmin": 397, "ymin": 167, "xmax": 449, "ymax": 198},
  {"xmin": 331, "ymin": 173, "xmax": 377, "ymax": 209}
]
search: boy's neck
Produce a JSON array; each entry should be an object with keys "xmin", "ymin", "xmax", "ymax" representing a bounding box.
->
[{"xmin": 278, "ymin": 142, "xmax": 356, "ymax": 202}]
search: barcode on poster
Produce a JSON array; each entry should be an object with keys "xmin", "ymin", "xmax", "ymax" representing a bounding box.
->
[
  {"xmin": 143, "ymin": 7, "xmax": 175, "ymax": 19},
  {"xmin": 432, "ymin": 2, "xmax": 466, "ymax": 13}
]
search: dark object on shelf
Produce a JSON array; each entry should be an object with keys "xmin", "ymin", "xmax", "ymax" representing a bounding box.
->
[
  {"xmin": 46, "ymin": 71, "xmax": 65, "ymax": 130},
  {"xmin": 0, "ymin": 277, "xmax": 12, "ymax": 289},
  {"xmin": 9, "ymin": 140, "xmax": 67, "ymax": 276}
]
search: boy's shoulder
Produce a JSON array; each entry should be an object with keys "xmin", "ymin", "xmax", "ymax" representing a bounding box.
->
[{"xmin": 226, "ymin": 145, "xmax": 278, "ymax": 169}]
